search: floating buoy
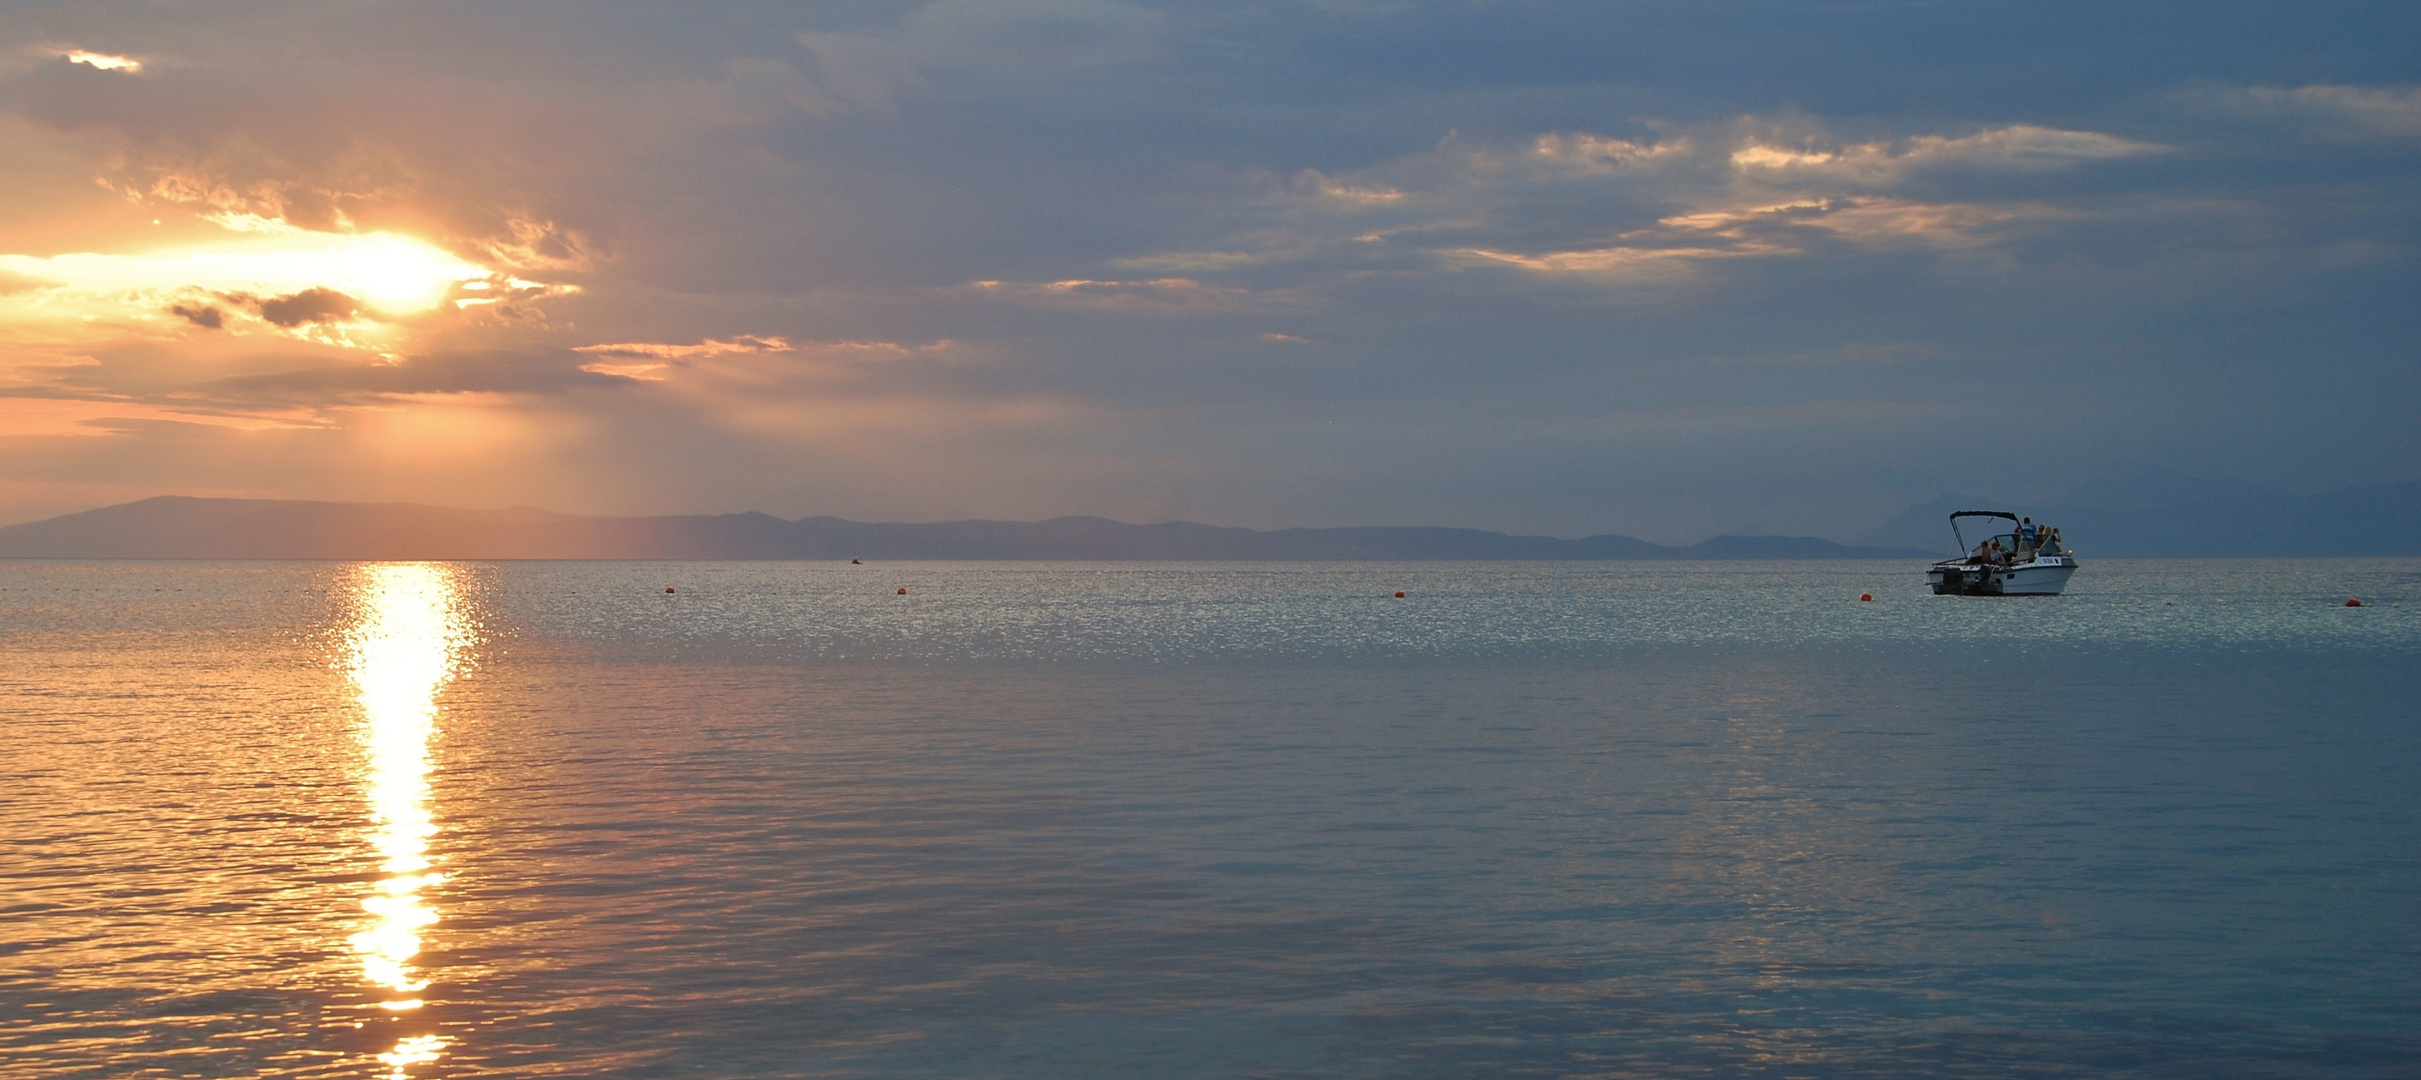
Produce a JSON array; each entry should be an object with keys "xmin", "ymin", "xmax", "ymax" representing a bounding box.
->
[
  {"xmin": 1859, "ymin": 592, "xmax": 1873, "ymax": 602},
  {"xmin": 2346, "ymin": 597, "xmax": 2363, "ymax": 607},
  {"xmin": 1394, "ymin": 591, "xmax": 1405, "ymax": 598},
  {"xmin": 897, "ymin": 587, "xmax": 907, "ymax": 595},
  {"xmin": 664, "ymin": 587, "xmax": 675, "ymax": 594}
]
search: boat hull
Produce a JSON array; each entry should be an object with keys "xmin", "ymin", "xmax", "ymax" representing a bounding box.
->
[{"xmin": 1928, "ymin": 559, "xmax": 2077, "ymax": 596}]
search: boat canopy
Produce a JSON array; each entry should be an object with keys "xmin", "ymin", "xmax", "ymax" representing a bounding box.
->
[{"xmin": 1948, "ymin": 510, "xmax": 2023, "ymax": 556}]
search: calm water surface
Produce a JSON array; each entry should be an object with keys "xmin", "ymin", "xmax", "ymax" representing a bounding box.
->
[{"xmin": 3, "ymin": 560, "xmax": 2417, "ymax": 1078}]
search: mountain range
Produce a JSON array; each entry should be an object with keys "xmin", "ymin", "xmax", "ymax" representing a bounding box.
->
[
  {"xmin": 0, "ymin": 497, "xmax": 1930, "ymax": 561},
  {"xmin": 1859, "ymin": 474, "xmax": 2421, "ymax": 557},
  {"xmin": 3, "ymin": 473, "xmax": 2413, "ymax": 561}
]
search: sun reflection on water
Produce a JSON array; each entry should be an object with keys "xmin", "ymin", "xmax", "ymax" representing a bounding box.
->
[{"xmin": 344, "ymin": 564, "xmax": 474, "ymax": 1075}]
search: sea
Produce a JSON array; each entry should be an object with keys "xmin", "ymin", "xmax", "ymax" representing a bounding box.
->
[{"xmin": 3, "ymin": 558, "xmax": 2417, "ymax": 1079}]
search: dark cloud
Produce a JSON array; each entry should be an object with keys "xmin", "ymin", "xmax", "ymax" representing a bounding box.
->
[
  {"xmin": 170, "ymin": 303, "xmax": 223, "ymax": 329},
  {"xmin": 256, "ymin": 288, "xmax": 358, "ymax": 327}
]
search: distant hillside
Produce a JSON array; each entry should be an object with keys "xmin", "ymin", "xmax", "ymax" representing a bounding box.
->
[
  {"xmin": 0, "ymin": 497, "xmax": 1932, "ymax": 561},
  {"xmin": 1859, "ymin": 475, "xmax": 2421, "ymax": 557}
]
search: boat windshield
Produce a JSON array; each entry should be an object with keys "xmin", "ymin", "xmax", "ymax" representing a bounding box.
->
[{"xmin": 1969, "ymin": 531, "xmax": 2064, "ymax": 560}]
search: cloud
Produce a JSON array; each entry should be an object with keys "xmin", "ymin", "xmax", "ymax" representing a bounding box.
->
[
  {"xmin": 1639, "ymin": 343, "xmax": 1940, "ymax": 372},
  {"xmin": 770, "ymin": 0, "xmax": 1165, "ymax": 118},
  {"xmin": 573, "ymin": 335, "xmax": 795, "ymax": 379},
  {"xmin": 1290, "ymin": 170, "xmax": 1407, "ymax": 206},
  {"xmin": 2, "ymin": 25, "xmax": 632, "ymax": 296},
  {"xmin": 203, "ymin": 349, "xmax": 619, "ymax": 404},
  {"xmin": 572, "ymin": 336, "xmax": 949, "ymax": 381},
  {"xmin": 0, "ymin": 227, "xmax": 550, "ymax": 349},
  {"xmin": 2180, "ymin": 84, "xmax": 2421, "ymax": 138},
  {"xmin": 171, "ymin": 303, "xmax": 223, "ymax": 329},
  {"xmin": 61, "ymin": 50, "xmax": 141, "ymax": 74},
  {"xmin": 778, "ymin": 39, "xmax": 921, "ymax": 117},
  {"xmin": 0, "ymin": 269, "xmax": 60, "ymax": 295},
  {"xmin": 1730, "ymin": 124, "xmax": 2163, "ymax": 186},
  {"xmin": 1575, "ymin": 398, "xmax": 1954, "ymax": 438},
  {"xmin": 967, "ymin": 276, "xmax": 1272, "ymax": 311},
  {"xmin": 1108, "ymin": 250, "xmax": 1270, "ymax": 272},
  {"xmin": 257, "ymin": 287, "xmax": 360, "ymax": 327},
  {"xmin": 574, "ymin": 335, "xmax": 796, "ymax": 361},
  {"xmin": 93, "ymin": 154, "xmax": 425, "ymax": 240},
  {"xmin": 1455, "ymin": 243, "xmax": 1758, "ymax": 276},
  {"xmin": 465, "ymin": 217, "xmax": 593, "ymax": 274},
  {"xmin": 1657, "ymin": 197, "xmax": 2040, "ymax": 249},
  {"xmin": 1138, "ymin": 120, "xmax": 2143, "ymax": 285},
  {"xmin": 900, "ymin": 0, "xmax": 1165, "ymax": 69},
  {"xmin": 1527, "ymin": 133, "xmax": 1694, "ymax": 176}
]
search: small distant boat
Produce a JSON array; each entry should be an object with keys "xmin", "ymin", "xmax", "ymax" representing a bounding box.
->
[{"xmin": 1927, "ymin": 511, "xmax": 2078, "ymax": 596}]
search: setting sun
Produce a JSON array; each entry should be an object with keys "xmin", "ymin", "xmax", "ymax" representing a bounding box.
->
[
  {"xmin": 0, "ymin": 227, "xmax": 494, "ymax": 339},
  {"xmin": 264, "ymin": 232, "xmax": 489, "ymax": 313}
]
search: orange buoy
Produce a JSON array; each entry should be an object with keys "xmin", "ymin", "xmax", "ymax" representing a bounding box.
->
[
  {"xmin": 664, "ymin": 587, "xmax": 675, "ymax": 594},
  {"xmin": 1394, "ymin": 591, "xmax": 1405, "ymax": 598},
  {"xmin": 1860, "ymin": 592, "xmax": 1873, "ymax": 602},
  {"xmin": 898, "ymin": 587, "xmax": 907, "ymax": 595},
  {"xmin": 2346, "ymin": 597, "xmax": 2363, "ymax": 607}
]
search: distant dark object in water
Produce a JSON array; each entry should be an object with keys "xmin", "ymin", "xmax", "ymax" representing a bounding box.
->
[
  {"xmin": 1394, "ymin": 591, "xmax": 1404, "ymax": 598},
  {"xmin": 2346, "ymin": 597, "xmax": 2363, "ymax": 607},
  {"xmin": 898, "ymin": 587, "xmax": 907, "ymax": 595},
  {"xmin": 665, "ymin": 587, "xmax": 675, "ymax": 594},
  {"xmin": 852, "ymin": 558, "xmax": 862, "ymax": 564},
  {"xmin": 1861, "ymin": 593, "xmax": 1873, "ymax": 602}
]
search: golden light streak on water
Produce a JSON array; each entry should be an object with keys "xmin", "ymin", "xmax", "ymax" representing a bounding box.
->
[
  {"xmin": 378, "ymin": 1035, "xmax": 450, "ymax": 1077},
  {"xmin": 343, "ymin": 564, "xmax": 473, "ymax": 1076}
]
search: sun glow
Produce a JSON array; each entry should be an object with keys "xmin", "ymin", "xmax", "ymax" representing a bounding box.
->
[
  {"xmin": 0, "ymin": 228, "xmax": 499, "ymax": 339},
  {"xmin": 344, "ymin": 564, "xmax": 474, "ymax": 1076}
]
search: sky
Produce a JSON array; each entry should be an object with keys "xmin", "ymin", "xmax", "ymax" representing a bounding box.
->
[{"xmin": 1, "ymin": 1, "xmax": 2415, "ymax": 542}]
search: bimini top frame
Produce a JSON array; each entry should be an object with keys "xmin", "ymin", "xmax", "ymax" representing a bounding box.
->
[{"xmin": 1950, "ymin": 510, "xmax": 2021, "ymax": 555}]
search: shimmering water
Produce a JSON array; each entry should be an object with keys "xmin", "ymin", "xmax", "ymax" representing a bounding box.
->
[{"xmin": 4, "ymin": 559, "xmax": 2417, "ymax": 1078}]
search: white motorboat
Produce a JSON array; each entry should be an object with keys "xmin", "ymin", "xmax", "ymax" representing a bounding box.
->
[{"xmin": 1926, "ymin": 511, "xmax": 2078, "ymax": 596}]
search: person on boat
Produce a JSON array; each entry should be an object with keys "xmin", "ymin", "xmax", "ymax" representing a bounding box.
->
[{"xmin": 2018, "ymin": 518, "xmax": 2037, "ymax": 555}]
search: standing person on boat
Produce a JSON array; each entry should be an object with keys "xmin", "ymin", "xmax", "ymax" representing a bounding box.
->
[{"xmin": 2018, "ymin": 518, "xmax": 2037, "ymax": 554}]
